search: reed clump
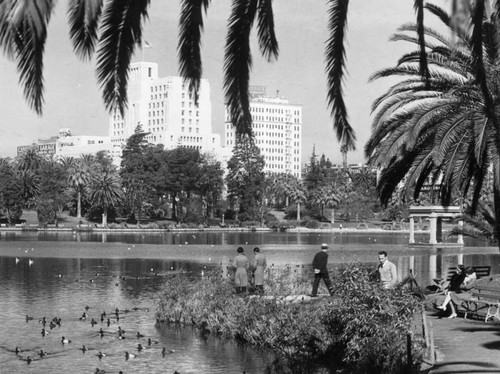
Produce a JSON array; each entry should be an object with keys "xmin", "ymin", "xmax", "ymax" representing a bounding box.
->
[{"xmin": 155, "ymin": 264, "xmax": 424, "ymax": 373}]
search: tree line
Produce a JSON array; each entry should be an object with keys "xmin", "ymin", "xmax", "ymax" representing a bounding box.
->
[{"xmin": 0, "ymin": 126, "xmax": 397, "ymax": 228}]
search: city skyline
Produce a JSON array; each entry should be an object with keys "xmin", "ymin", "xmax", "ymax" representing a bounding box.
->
[{"xmin": 0, "ymin": 1, "xmax": 415, "ymax": 164}]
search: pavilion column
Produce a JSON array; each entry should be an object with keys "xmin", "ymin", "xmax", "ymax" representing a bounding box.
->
[
  {"xmin": 429, "ymin": 213, "xmax": 438, "ymax": 244},
  {"xmin": 457, "ymin": 219, "xmax": 464, "ymax": 245},
  {"xmin": 429, "ymin": 254, "xmax": 437, "ymax": 281},
  {"xmin": 409, "ymin": 216, "xmax": 415, "ymax": 244}
]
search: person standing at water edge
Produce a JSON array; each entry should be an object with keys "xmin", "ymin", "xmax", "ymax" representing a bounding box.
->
[
  {"xmin": 252, "ymin": 247, "xmax": 267, "ymax": 294},
  {"xmin": 311, "ymin": 243, "xmax": 334, "ymax": 297},
  {"xmin": 377, "ymin": 251, "xmax": 397, "ymax": 289},
  {"xmin": 234, "ymin": 247, "xmax": 249, "ymax": 293}
]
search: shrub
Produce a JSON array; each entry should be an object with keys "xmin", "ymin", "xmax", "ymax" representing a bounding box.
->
[
  {"xmin": 304, "ymin": 219, "xmax": 320, "ymax": 229},
  {"xmin": 264, "ymin": 212, "xmax": 278, "ymax": 223},
  {"xmin": 206, "ymin": 218, "xmax": 222, "ymax": 227},
  {"xmin": 284, "ymin": 203, "xmax": 311, "ymax": 220},
  {"xmin": 240, "ymin": 220, "xmax": 260, "ymax": 228},
  {"xmin": 155, "ymin": 264, "xmax": 423, "ymax": 373}
]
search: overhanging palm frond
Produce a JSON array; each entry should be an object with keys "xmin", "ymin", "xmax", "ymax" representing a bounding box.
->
[
  {"xmin": 7, "ymin": 0, "xmax": 55, "ymax": 115},
  {"xmin": 67, "ymin": 0, "xmax": 103, "ymax": 61},
  {"xmin": 96, "ymin": 0, "xmax": 150, "ymax": 117},
  {"xmin": 223, "ymin": 0, "xmax": 258, "ymax": 138},
  {"xmin": 256, "ymin": 0, "xmax": 278, "ymax": 61},
  {"xmin": 413, "ymin": 0, "xmax": 430, "ymax": 88},
  {"xmin": 178, "ymin": 0, "xmax": 210, "ymax": 103},
  {"xmin": 325, "ymin": 0, "xmax": 356, "ymax": 151}
]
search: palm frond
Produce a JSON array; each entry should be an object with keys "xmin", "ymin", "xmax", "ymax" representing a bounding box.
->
[
  {"xmin": 325, "ymin": 0, "xmax": 356, "ymax": 150},
  {"xmin": 397, "ymin": 23, "xmax": 455, "ymax": 49},
  {"xmin": 425, "ymin": 2, "xmax": 471, "ymax": 45},
  {"xmin": 414, "ymin": 0, "xmax": 430, "ymax": 88},
  {"xmin": 256, "ymin": 0, "xmax": 278, "ymax": 61},
  {"xmin": 96, "ymin": 0, "xmax": 150, "ymax": 116},
  {"xmin": 68, "ymin": 0, "xmax": 103, "ymax": 61},
  {"xmin": 178, "ymin": 0, "xmax": 210, "ymax": 103},
  {"xmin": 11, "ymin": 0, "xmax": 55, "ymax": 115},
  {"xmin": 223, "ymin": 0, "xmax": 258, "ymax": 138},
  {"xmin": 483, "ymin": 20, "xmax": 500, "ymax": 65}
]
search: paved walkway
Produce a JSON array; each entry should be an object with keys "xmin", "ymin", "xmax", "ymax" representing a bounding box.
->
[{"xmin": 428, "ymin": 312, "xmax": 500, "ymax": 373}]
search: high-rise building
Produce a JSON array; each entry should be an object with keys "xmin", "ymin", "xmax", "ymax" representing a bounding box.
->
[
  {"xmin": 224, "ymin": 87, "xmax": 302, "ymax": 178},
  {"xmin": 109, "ymin": 61, "xmax": 222, "ymax": 156}
]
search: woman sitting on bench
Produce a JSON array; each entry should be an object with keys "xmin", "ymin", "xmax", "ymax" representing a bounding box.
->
[{"xmin": 438, "ymin": 266, "xmax": 476, "ymax": 318}]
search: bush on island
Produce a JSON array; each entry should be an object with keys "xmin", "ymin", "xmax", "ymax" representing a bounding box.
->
[{"xmin": 156, "ymin": 263, "xmax": 423, "ymax": 373}]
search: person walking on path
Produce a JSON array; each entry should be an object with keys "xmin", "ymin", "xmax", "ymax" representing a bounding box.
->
[
  {"xmin": 252, "ymin": 247, "xmax": 267, "ymax": 294},
  {"xmin": 377, "ymin": 251, "xmax": 398, "ymax": 289},
  {"xmin": 234, "ymin": 247, "xmax": 249, "ymax": 293},
  {"xmin": 311, "ymin": 243, "xmax": 334, "ymax": 297}
]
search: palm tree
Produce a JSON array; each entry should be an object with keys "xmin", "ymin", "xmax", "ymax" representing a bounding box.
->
[
  {"xmin": 0, "ymin": 0, "xmax": 355, "ymax": 148},
  {"xmin": 311, "ymin": 184, "xmax": 340, "ymax": 220},
  {"xmin": 286, "ymin": 179, "xmax": 307, "ymax": 221},
  {"xmin": 67, "ymin": 160, "xmax": 91, "ymax": 219},
  {"xmin": 366, "ymin": 3, "xmax": 500, "ymax": 249},
  {"xmin": 89, "ymin": 168, "xmax": 122, "ymax": 226},
  {"xmin": 15, "ymin": 147, "xmax": 43, "ymax": 172},
  {"xmin": 17, "ymin": 169, "xmax": 40, "ymax": 208}
]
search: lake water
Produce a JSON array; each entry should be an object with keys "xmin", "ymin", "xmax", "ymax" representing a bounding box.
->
[{"xmin": 0, "ymin": 230, "xmax": 498, "ymax": 373}]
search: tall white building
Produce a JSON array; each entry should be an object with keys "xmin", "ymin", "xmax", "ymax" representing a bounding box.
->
[
  {"xmin": 224, "ymin": 87, "xmax": 302, "ymax": 178},
  {"xmin": 109, "ymin": 61, "xmax": 222, "ymax": 156}
]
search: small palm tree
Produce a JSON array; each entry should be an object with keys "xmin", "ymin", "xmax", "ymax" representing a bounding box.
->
[
  {"xmin": 89, "ymin": 169, "xmax": 122, "ymax": 226},
  {"xmin": 67, "ymin": 160, "xmax": 91, "ymax": 220}
]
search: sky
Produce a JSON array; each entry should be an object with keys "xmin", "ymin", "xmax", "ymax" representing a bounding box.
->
[{"xmin": 0, "ymin": 0, "xmax": 423, "ymax": 165}]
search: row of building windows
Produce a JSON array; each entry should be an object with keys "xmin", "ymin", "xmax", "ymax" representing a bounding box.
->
[
  {"xmin": 181, "ymin": 110, "xmax": 199, "ymax": 117},
  {"xmin": 181, "ymin": 118, "xmax": 199, "ymax": 125},
  {"xmin": 151, "ymin": 93, "xmax": 168, "ymax": 100},
  {"xmin": 181, "ymin": 127, "xmax": 200, "ymax": 134},
  {"xmin": 149, "ymin": 102, "xmax": 164, "ymax": 109},
  {"xmin": 149, "ymin": 119, "xmax": 164, "ymax": 125},
  {"xmin": 149, "ymin": 110, "xmax": 164, "ymax": 117}
]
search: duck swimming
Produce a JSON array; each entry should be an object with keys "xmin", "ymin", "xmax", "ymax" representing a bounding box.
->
[
  {"xmin": 125, "ymin": 351, "xmax": 135, "ymax": 359},
  {"xmin": 97, "ymin": 351, "xmax": 106, "ymax": 359},
  {"xmin": 80, "ymin": 345, "xmax": 87, "ymax": 352},
  {"xmin": 136, "ymin": 332, "xmax": 144, "ymax": 339},
  {"xmin": 38, "ymin": 349, "xmax": 47, "ymax": 358},
  {"xmin": 61, "ymin": 336, "xmax": 71, "ymax": 344}
]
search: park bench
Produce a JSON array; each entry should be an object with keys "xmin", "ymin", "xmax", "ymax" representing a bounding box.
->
[
  {"xmin": 431, "ymin": 266, "xmax": 491, "ymax": 293},
  {"xmin": 462, "ymin": 285, "xmax": 500, "ymax": 322}
]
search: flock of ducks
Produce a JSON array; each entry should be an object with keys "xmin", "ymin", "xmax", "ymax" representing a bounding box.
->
[{"xmin": 16, "ymin": 306, "xmax": 179, "ymax": 373}]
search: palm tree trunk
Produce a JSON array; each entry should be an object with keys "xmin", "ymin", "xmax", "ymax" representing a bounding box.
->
[
  {"xmin": 493, "ymin": 163, "xmax": 500, "ymax": 250},
  {"xmin": 297, "ymin": 202, "xmax": 301, "ymax": 221},
  {"xmin": 77, "ymin": 189, "xmax": 82, "ymax": 219},
  {"xmin": 103, "ymin": 206, "xmax": 108, "ymax": 226}
]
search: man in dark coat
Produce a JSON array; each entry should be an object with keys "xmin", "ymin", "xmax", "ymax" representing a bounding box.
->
[{"xmin": 311, "ymin": 243, "xmax": 334, "ymax": 297}]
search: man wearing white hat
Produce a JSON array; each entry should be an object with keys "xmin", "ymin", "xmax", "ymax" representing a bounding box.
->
[{"xmin": 311, "ymin": 243, "xmax": 334, "ymax": 297}]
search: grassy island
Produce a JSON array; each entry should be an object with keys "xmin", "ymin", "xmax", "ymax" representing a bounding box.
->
[{"xmin": 156, "ymin": 265, "xmax": 425, "ymax": 373}]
